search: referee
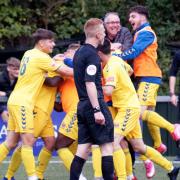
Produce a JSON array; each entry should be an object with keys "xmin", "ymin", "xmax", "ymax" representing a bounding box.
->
[{"xmin": 70, "ymin": 18, "xmax": 114, "ymax": 180}]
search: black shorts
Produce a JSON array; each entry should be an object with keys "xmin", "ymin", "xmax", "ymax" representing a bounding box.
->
[{"xmin": 77, "ymin": 99, "xmax": 114, "ymax": 145}]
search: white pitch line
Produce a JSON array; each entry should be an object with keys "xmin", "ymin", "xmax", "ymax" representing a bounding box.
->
[{"xmin": 2, "ymin": 160, "xmax": 180, "ymax": 164}]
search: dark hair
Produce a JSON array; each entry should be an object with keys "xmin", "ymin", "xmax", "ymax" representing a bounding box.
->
[
  {"xmin": 97, "ymin": 38, "xmax": 111, "ymax": 55},
  {"xmin": 32, "ymin": 28, "xmax": 55, "ymax": 44},
  {"xmin": 128, "ymin": 5, "xmax": 149, "ymax": 18}
]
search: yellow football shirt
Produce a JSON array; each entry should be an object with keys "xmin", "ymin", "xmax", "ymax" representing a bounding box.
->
[
  {"xmin": 112, "ymin": 50, "xmax": 133, "ymax": 75},
  {"xmin": 35, "ymin": 71, "xmax": 60, "ymax": 115},
  {"xmin": 103, "ymin": 56, "xmax": 140, "ymax": 108},
  {"xmin": 8, "ymin": 48, "xmax": 61, "ymax": 109}
]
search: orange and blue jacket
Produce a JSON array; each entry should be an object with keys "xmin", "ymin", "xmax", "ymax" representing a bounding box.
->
[{"xmin": 113, "ymin": 23, "xmax": 162, "ymax": 84}]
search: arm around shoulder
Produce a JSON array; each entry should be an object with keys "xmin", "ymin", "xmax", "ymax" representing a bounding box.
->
[{"xmin": 56, "ymin": 64, "xmax": 73, "ymax": 77}]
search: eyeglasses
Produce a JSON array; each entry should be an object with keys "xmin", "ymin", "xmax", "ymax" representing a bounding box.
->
[{"xmin": 105, "ymin": 21, "xmax": 120, "ymax": 25}]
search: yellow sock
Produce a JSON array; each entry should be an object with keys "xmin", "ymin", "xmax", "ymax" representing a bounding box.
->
[
  {"xmin": 145, "ymin": 146, "xmax": 173, "ymax": 172},
  {"xmin": 0, "ymin": 142, "xmax": 9, "ymax": 163},
  {"xmin": 147, "ymin": 123, "xmax": 162, "ymax": 148},
  {"xmin": 139, "ymin": 154, "xmax": 148, "ymax": 161},
  {"xmin": 113, "ymin": 149, "xmax": 126, "ymax": 180},
  {"xmin": 36, "ymin": 147, "xmax": 52, "ymax": 179},
  {"xmin": 57, "ymin": 148, "xmax": 74, "ymax": 171},
  {"xmin": 123, "ymin": 148, "xmax": 132, "ymax": 176},
  {"xmin": 142, "ymin": 110, "xmax": 174, "ymax": 133},
  {"xmin": 92, "ymin": 146, "xmax": 102, "ymax": 178},
  {"xmin": 21, "ymin": 145, "xmax": 36, "ymax": 176},
  {"xmin": 68, "ymin": 141, "xmax": 78, "ymax": 155},
  {"xmin": 5, "ymin": 146, "xmax": 22, "ymax": 178}
]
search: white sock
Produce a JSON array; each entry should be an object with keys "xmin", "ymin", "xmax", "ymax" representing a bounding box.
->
[
  {"xmin": 127, "ymin": 174, "xmax": 134, "ymax": 180},
  {"xmin": 144, "ymin": 159, "xmax": 151, "ymax": 163},
  {"xmin": 79, "ymin": 173, "xmax": 87, "ymax": 180},
  {"xmin": 28, "ymin": 175, "xmax": 38, "ymax": 180}
]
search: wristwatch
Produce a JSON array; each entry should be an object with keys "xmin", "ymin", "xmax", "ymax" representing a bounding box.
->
[{"xmin": 93, "ymin": 106, "xmax": 101, "ymax": 113}]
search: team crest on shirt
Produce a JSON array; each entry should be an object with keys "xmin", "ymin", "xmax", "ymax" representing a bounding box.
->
[{"xmin": 86, "ymin": 65, "xmax": 97, "ymax": 75}]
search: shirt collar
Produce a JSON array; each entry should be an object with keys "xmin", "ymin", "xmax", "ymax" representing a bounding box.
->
[{"xmin": 135, "ymin": 22, "xmax": 150, "ymax": 33}]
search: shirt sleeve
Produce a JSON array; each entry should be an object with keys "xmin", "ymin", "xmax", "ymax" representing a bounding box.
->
[
  {"xmin": 48, "ymin": 70, "xmax": 60, "ymax": 77},
  {"xmin": 104, "ymin": 63, "xmax": 117, "ymax": 87},
  {"xmin": 118, "ymin": 31, "xmax": 155, "ymax": 60},
  {"xmin": 169, "ymin": 52, "xmax": 180, "ymax": 76},
  {"xmin": 84, "ymin": 53, "xmax": 99, "ymax": 82},
  {"xmin": 123, "ymin": 61, "xmax": 133, "ymax": 73},
  {"xmin": 64, "ymin": 58, "xmax": 73, "ymax": 68},
  {"xmin": 39, "ymin": 55, "xmax": 63, "ymax": 72}
]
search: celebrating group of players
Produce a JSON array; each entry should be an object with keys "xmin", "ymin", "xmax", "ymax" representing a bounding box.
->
[{"xmin": 0, "ymin": 4, "xmax": 180, "ymax": 180}]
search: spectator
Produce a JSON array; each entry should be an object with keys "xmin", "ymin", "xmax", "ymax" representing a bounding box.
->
[
  {"xmin": 103, "ymin": 12, "xmax": 133, "ymax": 51},
  {"xmin": 114, "ymin": 5, "xmax": 180, "ymax": 178},
  {"xmin": 169, "ymin": 51, "xmax": 180, "ymax": 161},
  {"xmin": 0, "ymin": 57, "xmax": 20, "ymax": 122}
]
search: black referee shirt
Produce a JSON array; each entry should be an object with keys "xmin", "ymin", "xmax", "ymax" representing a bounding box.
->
[{"xmin": 73, "ymin": 43, "xmax": 103, "ymax": 100}]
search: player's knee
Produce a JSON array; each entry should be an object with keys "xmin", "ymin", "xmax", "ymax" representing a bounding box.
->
[
  {"xmin": 5, "ymin": 140, "xmax": 17, "ymax": 149},
  {"xmin": 55, "ymin": 133, "xmax": 74, "ymax": 150},
  {"xmin": 43, "ymin": 137, "xmax": 56, "ymax": 151},
  {"xmin": 113, "ymin": 135, "xmax": 121, "ymax": 150},
  {"xmin": 120, "ymin": 139, "xmax": 128, "ymax": 149},
  {"xmin": 76, "ymin": 144, "xmax": 91, "ymax": 159},
  {"xmin": 100, "ymin": 142, "xmax": 113, "ymax": 156},
  {"xmin": 132, "ymin": 145, "xmax": 140, "ymax": 153},
  {"xmin": 140, "ymin": 106, "xmax": 148, "ymax": 119},
  {"xmin": 21, "ymin": 134, "xmax": 36, "ymax": 146},
  {"xmin": 132, "ymin": 144, "xmax": 146, "ymax": 154}
]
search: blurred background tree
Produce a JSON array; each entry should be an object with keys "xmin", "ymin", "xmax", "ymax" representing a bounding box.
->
[{"xmin": 0, "ymin": 0, "xmax": 179, "ymax": 94}]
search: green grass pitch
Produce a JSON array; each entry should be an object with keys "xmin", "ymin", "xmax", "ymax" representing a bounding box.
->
[{"xmin": 0, "ymin": 157, "xmax": 179, "ymax": 180}]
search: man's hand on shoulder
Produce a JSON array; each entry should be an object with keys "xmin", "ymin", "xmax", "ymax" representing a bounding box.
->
[
  {"xmin": 111, "ymin": 43, "xmax": 122, "ymax": 51},
  {"xmin": 53, "ymin": 54, "xmax": 65, "ymax": 61}
]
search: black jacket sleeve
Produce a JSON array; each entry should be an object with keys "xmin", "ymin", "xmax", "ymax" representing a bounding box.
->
[{"xmin": 169, "ymin": 51, "xmax": 180, "ymax": 77}]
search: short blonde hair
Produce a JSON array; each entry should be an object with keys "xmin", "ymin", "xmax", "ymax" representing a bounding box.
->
[{"xmin": 84, "ymin": 18, "xmax": 103, "ymax": 38}]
